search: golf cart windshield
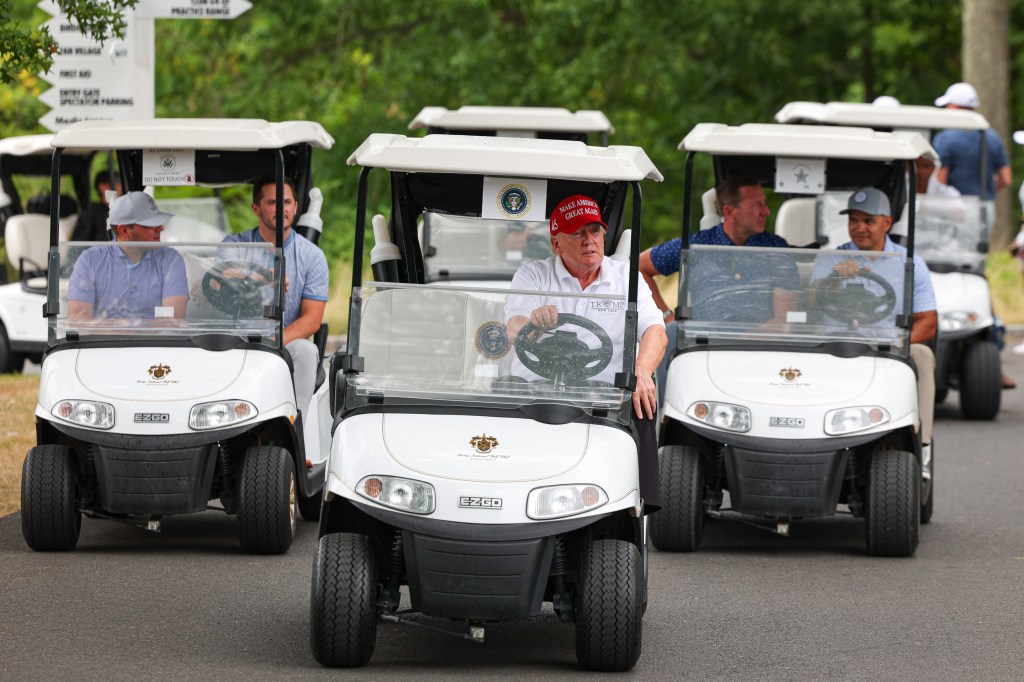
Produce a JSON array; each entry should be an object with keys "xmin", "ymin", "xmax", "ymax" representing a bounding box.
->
[
  {"xmin": 908, "ymin": 194, "xmax": 986, "ymax": 272},
  {"xmin": 422, "ymin": 212, "xmax": 551, "ymax": 282},
  {"xmin": 346, "ymin": 281, "xmax": 634, "ymax": 424},
  {"xmin": 680, "ymin": 245, "xmax": 910, "ymax": 352},
  {"xmin": 52, "ymin": 241, "xmax": 281, "ymax": 343}
]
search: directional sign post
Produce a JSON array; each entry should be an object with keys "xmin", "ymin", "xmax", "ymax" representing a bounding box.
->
[{"xmin": 37, "ymin": 0, "xmax": 252, "ymax": 132}]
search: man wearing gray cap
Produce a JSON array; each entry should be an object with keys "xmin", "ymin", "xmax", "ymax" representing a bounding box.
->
[
  {"xmin": 67, "ymin": 191, "xmax": 188, "ymax": 321},
  {"xmin": 811, "ymin": 188, "xmax": 937, "ymax": 455}
]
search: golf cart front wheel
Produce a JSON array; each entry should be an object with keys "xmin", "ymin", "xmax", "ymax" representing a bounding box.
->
[
  {"xmin": 237, "ymin": 446, "xmax": 296, "ymax": 554},
  {"xmin": 649, "ymin": 444, "xmax": 705, "ymax": 552},
  {"xmin": 959, "ymin": 341, "xmax": 1000, "ymax": 420},
  {"xmin": 21, "ymin": 445, "xmax": 81, "ymax": 551},
  {"xmin": 310, "ymin": 532, "xmax": 378, "ymax": 667},
  {"xmin": 865, "ymin": 449, "xmax": 919, "ymax": 557},
  {"xmin": 575, "ymin": 539, "xmax": 643, "ymax": 672}
]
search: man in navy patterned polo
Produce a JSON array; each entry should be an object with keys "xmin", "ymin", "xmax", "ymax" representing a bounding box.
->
[{"xmin": 641, "ymin": 177, "xmax": 798, "ymax": 324}]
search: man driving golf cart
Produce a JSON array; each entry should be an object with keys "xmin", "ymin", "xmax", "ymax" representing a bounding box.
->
[
  {"xmin": 504, "ymin": 194, "xmax": 666, "ymax": 507},
  {"xmin": 810, "ymin": 188, "xmax": 937, "ymax": 459}
]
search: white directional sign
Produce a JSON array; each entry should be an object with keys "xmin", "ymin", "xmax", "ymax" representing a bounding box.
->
[
  {"xmin": 37, "ymin": 0, "xmax": 251, "ymax": 132},
  {"xmin": 135, "ymin": 0, "xmax": 252, "ymax": 19},
  {"xmin": 36, "ymin": 0, "xmax": 150, "ymax": 131}
]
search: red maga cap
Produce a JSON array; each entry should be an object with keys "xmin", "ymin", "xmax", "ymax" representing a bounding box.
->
[{"xmin": 550, "ymin": 195, "xmax": 607, "ymax": 236}]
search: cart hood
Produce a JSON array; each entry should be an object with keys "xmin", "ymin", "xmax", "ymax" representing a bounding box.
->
[
  {"xmin": 74, "ymin": 347, "xmax": 247, "ymax": 401},
  {"xmin": 930, "ymin": 270, "xmax": 992, "ymax": 317},
  {"xmin": 381, "ymin": 413, "xmax": 589, "ymax": 482},
  {"xmin": 703, "ymin": 351, "xmax": 881, "ymax": 406}
]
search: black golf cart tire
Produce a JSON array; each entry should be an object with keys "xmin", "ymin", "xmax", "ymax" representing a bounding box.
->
[
  {"xmin": 297, "ymin": 487, "xmax": 323, "ymax": 521},
  {"xmin": 0, "ymin": 323, "xmax": 25, "ymax": 374},
  {"xmin": 865, "ymin": 449, "xmax": 920, "ymax": 557},
  {"xmin": 21, "ymin": 445, "xmax": 81, "ymax": 551},
  {"xmin": 575, "ymin": 538, "xmax": 643, "ymax": 672},
  {"xmin": 959, "ymin": 340, "xmax": 1001, "ymax": 420},
  {"xmin": 237, "ymin": 446, "xmax": 296, "ymax": 554},
  {"xmin": 310, "ymin": 532, "xmax": 378, "ymax": 668},
  {"xmin": 649, "ymin": 444, "xmax": 704, "ymax": 552}
]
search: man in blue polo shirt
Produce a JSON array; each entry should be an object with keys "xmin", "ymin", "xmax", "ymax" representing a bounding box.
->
[
  {"xmin": 640, "ymin": 177, "xmax": 799, "ymax": 324},
  {"xmin": 221, "ymin": 176, "xmax": 329, "ymax": 414},
  {"xmin": 810, "ymin": 188, "xmax": 937, "ymax": 455},
  {"xmin": 67, "ymin": 191, "xmax": 188, "ymax": 321}
]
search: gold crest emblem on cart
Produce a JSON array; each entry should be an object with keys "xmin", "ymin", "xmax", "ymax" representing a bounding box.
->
[
  {"xmin": 470, "ymin": 434, "xmax": 499, "ymax": 454},
  {"xmin": 778, "ymin": 367, "xmax": 801, "ymax": 382},
  {"xmin": 148, "ymin": 363, "xmax": 172, "ymax": 380}
]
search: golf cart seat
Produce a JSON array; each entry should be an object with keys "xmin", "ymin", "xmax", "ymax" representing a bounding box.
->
[
  {"xmin": 775, "ymin": 197, "xmax": 817, "ymax": 248},
  {"xmin": 360, "ymin": 287, "xmax": 505, "ymax": 385},
  {"xmin": 610, "ymin": 229, "xmax": 631, "ymax": 261},
  {"xmin": 699, "ymin": 188, "xmax": 720, "ymax": 229},
  {"xmin": 4, "ymin": 214, "xmax": 72, "ymax": 291}
]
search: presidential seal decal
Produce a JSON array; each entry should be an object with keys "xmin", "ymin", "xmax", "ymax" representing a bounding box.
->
[
  {"xmin": 475, "ymin": 321, "xmax": 510, "ymax": 359},
  {"xmin": 496, "ymin": 183, "xmax": 531, "ymax": 218}
]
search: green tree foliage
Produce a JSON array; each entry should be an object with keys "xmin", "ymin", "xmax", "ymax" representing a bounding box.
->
[{"xmin": 0, "ymin": 0, "xmax": 137, "ymax": 84}]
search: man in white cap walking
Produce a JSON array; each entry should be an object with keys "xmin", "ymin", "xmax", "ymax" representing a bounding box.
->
[
  {"xmin": 933, "ymin": 82, "xmax": 1012, "ymax": 201},
  {"xmin": 67, "ymin": 191, "xmax": 188, "ymax": 321}
]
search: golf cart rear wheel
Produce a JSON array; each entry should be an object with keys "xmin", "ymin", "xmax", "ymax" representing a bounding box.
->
[
  {"xmin": 959, "ymin": 341, "xmax": 1000, "ymax": 420},
  {"xmin": 310, "ymin": 532, "xmax": 378, "ymax": 668},
  {"xmin": 297, "ymin": 488, "xmax": 323, "ymax": 521},
  {"xmin": 21, "ymin": 445, "xmax": 81, "ymax": 551},
  {"xmin": 575, "ymin": 539, "xmax": 643, "ymax": 672},
  {"xmin": 865, "ymin": 450, "xmax": 919, "ymax": 557},
  {"xmin": 237, "ymin": 446, "xmax": 296, "ymax": 554},
  {"xmin": 649, "ymin": 445, "xmax": 704, "ymax": 552}
]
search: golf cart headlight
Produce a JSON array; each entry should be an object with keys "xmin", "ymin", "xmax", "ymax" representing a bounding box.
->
[
  {"xmin": 189, "ymin": 400, "xmax": 256, "ymax": 430},
  {"xmin": 357, "ymin": 475, "xmax": 435, "ymax": 514},
  {"xmin": 688, "ymin": 401, "xmax": 751, "ymax": 433},
  {"xmin": 52, "ymin": 399, "xmax": 114, "ymax": 430},
  {"xmin": 939, "ymin": 310, "xmax": 980, "ymax": 332},
  {"xmin": 527, "ymin": 484, "xmax": 608, "ymax": 520},
  {"xmin": 824, "ymin": 406, "xmax": 890, "ymax": 435}
]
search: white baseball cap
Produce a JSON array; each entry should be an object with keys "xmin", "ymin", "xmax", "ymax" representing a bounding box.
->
[
  {"xmin": 1012, "ymin": 131, "xmax": 1024, "ymax": 145},
  {"xmin": 872, "ymin": 95, "xmax": 900, "ymax": 107},
  {"xmin": 108, "ymin": 191, "xmax": 174, "ymax": 227},
  {"xmin": 935, "ymin": 82, "xmax": 980, "ymax": 108}
]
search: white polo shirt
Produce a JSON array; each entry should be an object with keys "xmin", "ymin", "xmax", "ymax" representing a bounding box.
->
[{"xmin": 504, "ymin": 255, "xmax": 664, "ymax": 384}]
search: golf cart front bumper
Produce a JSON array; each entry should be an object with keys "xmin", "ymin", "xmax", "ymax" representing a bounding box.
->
[
  {"xmin": 333, "ymin": 498, "xmax": 619, "ymax": 620},
  {"xmin": 723, "ymin": 445, "xmax": 848, "ymax": 518},
  {"xmin": 46, "ymin": 421, "xmax": 254, "ymax": 515}
]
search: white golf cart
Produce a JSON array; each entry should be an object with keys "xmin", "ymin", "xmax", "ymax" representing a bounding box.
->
[
  {"xmin": 776, "ymin": 101, "xmax": 1002, "ymax": 419},
  {"xmin": 21, "ymin": 119, "xmax": 334, "ymax": 554},
  {"xmin": 0, "ymin": 134, "xmax": 93, "ymax": 372},
  {"xmin": 654, "ymin": 123, "xmax": 937, "ymax": 557},
  {"xmin": 311, "ymin": 133, "xmax": 661, "ymax": 670},
  {"xmin": 408, "ymin": 106, "xmax": 615, "ymax": 287}
]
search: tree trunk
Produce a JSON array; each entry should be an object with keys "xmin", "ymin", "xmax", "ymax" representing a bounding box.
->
[{"xmin": 963, "ymin": 0, "xmax": 1012, "ymax": 248}]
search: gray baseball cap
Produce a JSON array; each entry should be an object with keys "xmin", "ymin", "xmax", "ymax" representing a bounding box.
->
[
  {"xmin": 108, "ymin": 191, "xmax": 174, "ymax": 227},
  {"xmin": 839, "ymin": 188, "xmax": 891, "ymax": 217}
]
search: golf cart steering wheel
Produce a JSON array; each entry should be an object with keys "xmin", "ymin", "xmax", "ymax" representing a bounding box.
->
[
  {"xmin": 515, "ymin": 313, "xmax": 614, "ymax": 383},
  {"xmin": 816, "ymin": 270, "xmax": 897, "ymax": 326},
  {"xmin": 202, "ymin": 260, "xmax": 274, "ymax": 317}
]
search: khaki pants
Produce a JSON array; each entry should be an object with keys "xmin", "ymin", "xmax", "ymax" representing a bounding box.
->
[{"xmin": 910, "ymin": 343, "xmax": 935, "ymax": 445}]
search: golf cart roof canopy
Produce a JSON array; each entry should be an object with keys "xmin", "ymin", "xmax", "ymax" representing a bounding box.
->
[
  {"xmin": 408, "ymin": 106, "xmax": 615, "ymax": 134},
  {"xmin": 348, "ymin": 133, "xmax": 662, "ymax": 182},
  {"xmin": 50, "ymin": 118, "xmax": 335, "ymax": 152},
  {"xmin": 775, "ymin": 101, "xmax": 990, "ymax": 131},
  {"xmin": 0, "ymin": 134, "xmax": 58, "ymax": 157},
  {"xmin": 681, "ymin": 123, "xmax": 937, "ymax": 161}
]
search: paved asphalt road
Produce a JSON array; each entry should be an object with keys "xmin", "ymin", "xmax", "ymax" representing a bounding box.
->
[{"xmin": 2, "ymin": 343, "xmax": 1023, "ymax": 681}]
